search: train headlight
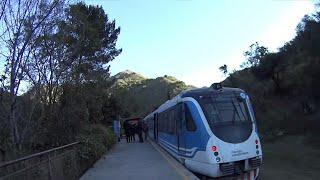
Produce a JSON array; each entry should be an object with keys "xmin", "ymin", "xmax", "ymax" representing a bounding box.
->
[
  {"xmin": 214, "ymin": 152, "xmax": 219, "ymax": 156},
  {"xmin": 255, "ymin": 139, "xmax": 258, "ymax": 144},
  {"xmin": 212, "ymin": 146, "xmax": 217, "ymax": 151},
  {"xmin": 216, "ymin": 157, "xmax": 220, "ymax": 162},
  {"xmin": 256, "ymin": 150, "xmax": 259, "ymax": 155}
]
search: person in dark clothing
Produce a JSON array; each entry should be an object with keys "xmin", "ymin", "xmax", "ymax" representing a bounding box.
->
[
  {"xmin": 136, "ymin": 121, "xmax": 144, "ymax": 143},
  {"xmin": 123, "ymin": 122, "xmax": 131, "ymax": 143},
  {"xmin": 143, "ymin": 123, "xmax": 148, "ymax": 141},
  {"xmin": 130, "ymin": 123, "xmax": 136, "ymax": 142}
]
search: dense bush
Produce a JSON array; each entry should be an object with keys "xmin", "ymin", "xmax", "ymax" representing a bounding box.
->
[{"xmin": 76, "ymin": 124, "xmax": 115, "ymax": 172}]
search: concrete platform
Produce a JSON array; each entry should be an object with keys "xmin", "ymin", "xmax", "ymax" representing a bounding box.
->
[{"xmin": 80, "ymin": 137, "xmax": 199, "ymax": 180}]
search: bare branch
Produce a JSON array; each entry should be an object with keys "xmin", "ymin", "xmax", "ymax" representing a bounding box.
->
[
  {"xmin": 0, "ymin": 0, "xmax": 64, "ymax": 152},
  {"xmin": 0, "ymin": 0, "xmax": 8, "ymax": 20}
]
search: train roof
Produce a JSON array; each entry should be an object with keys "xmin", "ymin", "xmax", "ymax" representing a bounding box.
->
[
  {"xmin": 159, "ymin": 87, "xmax": 244, "ymax": 111},
  {"xmin": 180, "ymin": 87, "xmax": 244, "ymax": 98},
  {"xmin": 143, "ymin": 84, "xmax": 246, "ymax": 118}
]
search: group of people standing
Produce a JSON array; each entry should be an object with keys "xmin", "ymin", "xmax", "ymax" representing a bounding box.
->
[{"xmin": 123, "ymin": 121, "xmax": 148, "ymax": 143}]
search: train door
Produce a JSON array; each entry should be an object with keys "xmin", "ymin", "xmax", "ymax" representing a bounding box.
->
[
  {"xmin": 176, "ymin": 103, "xmax": 186, "ymax": 156},
  {"xmin": 153, "ymin": 113, "xmax": 158, "ymax": 142}
]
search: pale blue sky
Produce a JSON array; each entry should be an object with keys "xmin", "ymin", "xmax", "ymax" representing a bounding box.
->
[
  {"xmin": 85, "ymin": 0, "xmax": 314, "ymax": 87},
  {"xmin": 1, "ymin": 0, "xmax": 315, "ymax": 89}
]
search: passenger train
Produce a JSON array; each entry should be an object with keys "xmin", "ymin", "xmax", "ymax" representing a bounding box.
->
[{"xmin": 143, "ymin": 83, "xmax": 262, "ymax": 179}]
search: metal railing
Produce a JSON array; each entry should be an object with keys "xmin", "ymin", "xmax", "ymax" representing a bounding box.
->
[{"xmin": 0, "ymin": 142, "xmax": 79, "ymax": 180}]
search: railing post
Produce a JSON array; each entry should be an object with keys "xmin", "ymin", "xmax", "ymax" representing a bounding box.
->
[
  {"xmin": 0, "ymin": 142, "xmax": 79, "ymax": 180},
  {"xmin": 73, "ymin": 146, "xmax": 78, "ymax": 180},
  {"xmin": 48, "ymin": 154, "xmax": 52, "ymax": 180}
]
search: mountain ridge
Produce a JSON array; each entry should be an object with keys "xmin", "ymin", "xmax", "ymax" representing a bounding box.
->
[{"xmin": 108, "ymin": 70, "xmax": 195, "ymax": 117}]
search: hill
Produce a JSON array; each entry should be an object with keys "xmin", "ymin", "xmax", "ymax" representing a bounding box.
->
[
  {"xmin": 107, "ymin": 70, "xmax": 195, "ymax": 117},
  {"xmin": 221, "ymin": 11, "xmax": 320, "ymax": 138}
]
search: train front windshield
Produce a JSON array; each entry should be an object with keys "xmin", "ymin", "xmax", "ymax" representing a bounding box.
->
[{"xmin": 198, "ymin": 91, "xmax": 252, "ymax": 128}]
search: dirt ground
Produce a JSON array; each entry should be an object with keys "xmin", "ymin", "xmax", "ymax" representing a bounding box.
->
[{"xmin": 258, "ymin": 135, "xmax": 320, "ymax": 180}]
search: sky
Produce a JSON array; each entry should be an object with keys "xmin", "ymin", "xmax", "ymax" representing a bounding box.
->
[{"xmin": 88, "ymin": 0, "xmax": 315, "ymax": 88}]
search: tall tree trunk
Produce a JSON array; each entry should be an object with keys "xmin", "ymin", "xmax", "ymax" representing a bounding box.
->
[{"xmin": 9, "ymin": 58, "xmax": 18, "ymax": 156}]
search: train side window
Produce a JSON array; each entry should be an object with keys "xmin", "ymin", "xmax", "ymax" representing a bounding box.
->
[
  {"xmin": 161, "ymin": 113, "xmax": 165, "ymax": 132},
  {"xmin": 158, "ymin": 113, "xmax": 163, "ymax": 132},
  {"xmin": 175, "ymin": 104, "xmax": 182, "ymax": 132},
  {"xmin": 149, "ymin": 118, "xmax": 153, "ymax": 129},
  {"xmin": 185, "ymin": 105, "xmax": 197, "ymax": 131},
  {"xmin": 169, "ymin": 109, "xmax": 175, "ymax": 133},
  {"xmin": 164, "ymin": 111, "xmax": 169, "ymax": 133}
]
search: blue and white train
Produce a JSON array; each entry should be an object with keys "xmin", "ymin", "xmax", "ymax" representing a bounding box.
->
[{"xmin": 143, "ymin": 83, "xmax": 262, "ymax": 179}]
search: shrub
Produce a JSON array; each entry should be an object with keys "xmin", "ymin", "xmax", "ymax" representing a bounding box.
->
[{"xmin": 76, "ymin": 124, "xmax": 115, "ymax": 172}]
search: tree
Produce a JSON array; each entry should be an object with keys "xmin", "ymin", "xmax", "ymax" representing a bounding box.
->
[
  {"xmin": 22, "ymin": 2, "xmax": 71, "ymax": 144},
  {"xmin": 22, "ymin": 2, "xmax": 123, "ymax": 146},
  {"xmin": 283, "ymin": 12, "xmax": 320, "ymax": 98},
  {"xmin": 101, "ymin": 94, "xmax": 123, "ymax": 124},
  {"xmin": 254, "ymin": 53, "xmax": 284, "ymax": 93},
  {"xmin": 26, "ymin": 0, "xmax": 66, "ymax": 103},
  {"xmin": 241, "ymin": 42, "xmax": 269, "ymax": 68},
  {"xmin": 219, "ymin": 64, "xmax": 228, "ymax": 75},
  {"xmin": 58, "ymin": 2, "xmax": 122, "ymax": 83},
  {"xmin": 295, "ymin": 14, "xmax": 320, "ymax": 58},
  {"xmin": 0, "ymin": 0, "xmax": 61, "ymax": 153}
]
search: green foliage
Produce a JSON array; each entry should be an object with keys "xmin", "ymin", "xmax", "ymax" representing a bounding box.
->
[
  {"xmin": 225, "ymin": 7, "xmax": 320, "ymax": 136},
  {"xmin": 219, "ymin": 64, "xmax": 228, "ymax": 75},
  {"xmin": 253, "ymin": 52, "xmax": 285, "ymax": 92},
  {"xmin": 100, "ymin": 94, "xmax": 123, "ymax": 125},
  {"xmin": 241, "ymin": 42, "xmax": 269, "ymax": 68},
  {"xmin": 0, "ymin": 0, "xmax": 122, "ymax": 166},
  {"xmin": 58, "ymin": 2, "xmax": 122, "ymax": 83},
  {"xmin": 76, "ymin": 124, "xmax": 115, "ymax": 165}
]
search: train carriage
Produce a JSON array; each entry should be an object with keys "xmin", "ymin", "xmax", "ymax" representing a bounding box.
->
[{"xmin": 143, "ymin": 83, "xmax": 262, "ymax": 179}]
